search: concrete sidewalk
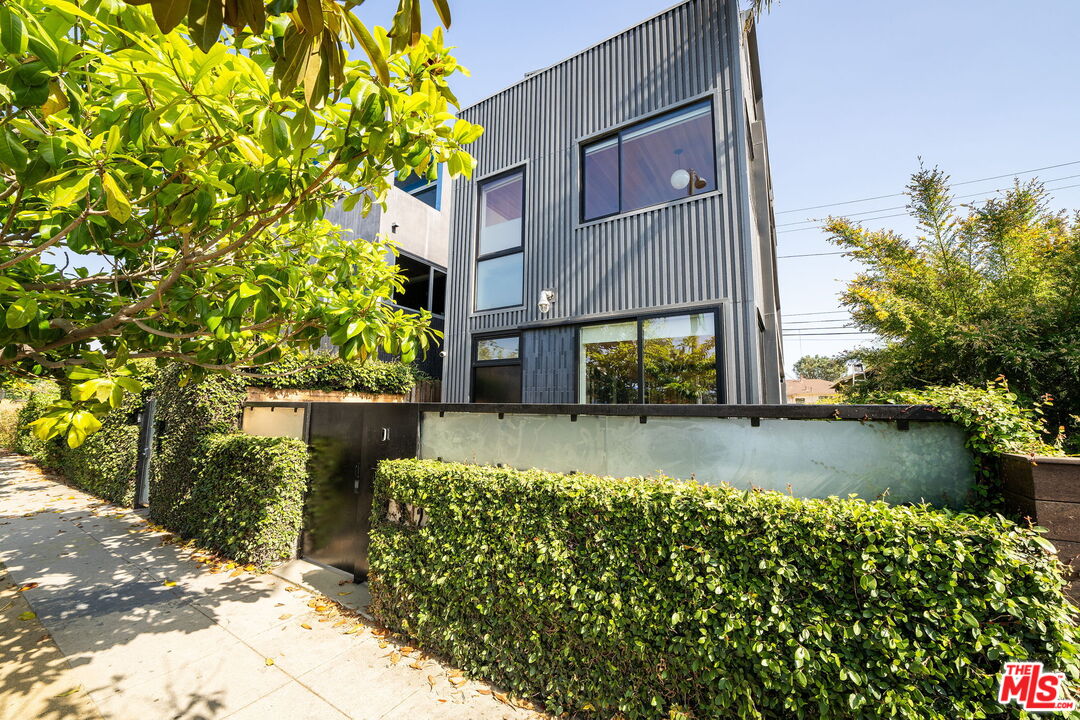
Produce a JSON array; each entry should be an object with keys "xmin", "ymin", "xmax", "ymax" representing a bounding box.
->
[{"xmin": 0, "ymin": 454, "xmax": 543, "ymax": 720}]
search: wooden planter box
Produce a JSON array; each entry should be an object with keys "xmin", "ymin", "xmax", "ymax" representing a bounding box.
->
[{"xmin": 1001, "ymin": 454, "xmax": 1080, "ymax": 601}]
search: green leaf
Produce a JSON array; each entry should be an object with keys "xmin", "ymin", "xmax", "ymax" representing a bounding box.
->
[
  {"xmin": 102, "ymin": 173, "xmax": 132, "ymax": 223},
  {"xmin": 151, "ymin": 0, "xmax": 192, "ymax": 34},
  {"xmin": 0, "ymin": 6, "xmax": 28, "ymax": 54},
  {"xmin": 5, "ymin": 297, "xmax": 38, "ymax": 328},
  {"xmin": 0, "ymin": 129, "xmax": 29, "ymax": 173},
  {"xmin": 238, "ymin": 282, "xmax": 261, "ymax": 298}
]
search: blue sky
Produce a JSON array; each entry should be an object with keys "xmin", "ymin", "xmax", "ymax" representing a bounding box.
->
[{"xmin": 363, "ymin": 0, "xmax": 1080, "ymax": 374}]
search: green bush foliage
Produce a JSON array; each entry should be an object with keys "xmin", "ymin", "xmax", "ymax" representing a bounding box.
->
[
  {"xmin": 371, "ymin": 459, "xmax": 1080, "ymax": 720},
  {"xmin": 186, "ymin": 434, "xmax": 309, "ymax": 566},
  {"xmin": 13, "ymin": 385, "xmax": 142, "ymax": 504},
  {"xmin": 0, "ymin": 403, "xmax": 19, "ymax": 450},
  {"xmin": 850, "ymin": 381, "xmax": 1063, "ymax": 512},
  {"xmin": 149, "ymin": 364, "xmax": 245, "ymax": 531},
  {"xmin": 150, "ymin": 363, "xmax": 309, "ymax": 565},
  {"xmin": 14, "ymin": 387, "xmax": 63, "ymax": 468},
  {"xmin": 247, "ymin": 355, "xmax": 421, "ymax": 394},
  {"xmin": 60, "ymin": 414, "xmax": 140, "ymax": 506}
]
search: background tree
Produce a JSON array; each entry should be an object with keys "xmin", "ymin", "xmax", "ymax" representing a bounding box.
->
[
  {"xmin": 0, "ymin": 0, "xmax": 479, "ymax": 445},
  {"xmin": 827, "ymin": 167, "xmax": 1080, "ymax": 445},
  {"xmin": 792, "ymin": 353, "xmax": 848, "ymax": 381}
]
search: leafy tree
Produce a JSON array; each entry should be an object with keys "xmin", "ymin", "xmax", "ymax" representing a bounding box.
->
[
  {"xmin": 0, "ymin": 0, "xmax": 480, "ymax": 445},
  {"xmin": 827, "ymin": 167, "xmax": 1080, "ymax": 446},
  {"xmin": 793, "ymin": 353, "xmax": 848, "ymax": 381}
]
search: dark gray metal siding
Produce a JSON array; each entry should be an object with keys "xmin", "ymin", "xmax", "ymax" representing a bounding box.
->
[
  {"xmin": 522, "ymin": 327, "xmax": 577, "ymax": 403},
  {"xmin": 444, "ymin": 0, "xmax": 773, "ymax": 403}
]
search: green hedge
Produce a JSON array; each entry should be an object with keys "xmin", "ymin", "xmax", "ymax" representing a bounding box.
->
[
  {"xmin": 370, "ymin": 459, "xmax": 1080, "ymax": 720},
  {"xmin": 150, "ymin": 364, "xmax": 309, "ymax": 565},
  {"xmin": 14, "ymin": 387, "xmax": 141, "ymax": 505},
  {"xmin": 149, "ymin": 364, "xmax": 246, "ymax": 531},
  {"xmin": 246, "ymin": 355, "xmax": 421, "ymax": 394},
  {"xmin": 186, "ymin": 433, "xmax": 309, "ymax": 565}
]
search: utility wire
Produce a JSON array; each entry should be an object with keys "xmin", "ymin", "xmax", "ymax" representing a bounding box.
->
[
  {"xmin": 782, "ymin": 310, "xmax": 848, "ymax": 317},
  {"xmin": 776, "ymin": 176, "xmax": 1080, "ymax": 229},
  {"xmin": 775, "ymin": 160, "xmax": 1080, "ymax": 215}
]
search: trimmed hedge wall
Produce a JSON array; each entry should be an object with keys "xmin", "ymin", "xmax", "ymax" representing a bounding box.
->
[
  {"xmin": 247, "ymin": 356, "xmax": 421, "ymax": 394},
  {"xmin": 149, "ymin": 364, "xmax": 246, "ymax": 531},
  {"xmin": 370, "ymin": 459, "xmax": 1080, "ymax": 720},
  {"xmin": 187, "ymin": 434, "xmax": 309, "ymax": 565},
  {"xmin": 150, "ymin": 364, "xmax": 309, "ymax": 565},
  {"xmin": 14, "ymin": 388, "xmax": 141, "ymax": 505}
]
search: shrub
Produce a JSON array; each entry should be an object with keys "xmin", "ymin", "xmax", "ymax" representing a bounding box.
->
[
  {"xmin": 14, "ymin": 387, "xmax": 62, "ymax": 468},
  {"xmin": 370, "ymin": 459, "xmax": 1080, "ymax": 720},
  {"xmin": 247, "ymin": 355, "xmax": 420, "ymax": 395},
  {"xmin": 849, "ymin": 381, "xmax": 1064, "ymax": 512},
  {"xmin": 60, "ymin": 415, "xmax": 140, "ymax": 506},
  {"xmin": 185, "ymin": 434, "xmax": 309, "ymax": 566},
  {"xmin": 0, "ymin": 402, "xmax": 21, "ymax": 450},
  {"xmin": 149, "ymin": 364, "xmax": 245, "ymax": 532}
]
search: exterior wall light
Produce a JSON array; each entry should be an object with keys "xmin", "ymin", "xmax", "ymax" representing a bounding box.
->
[
  {"xmin": 537, "ymin": 289, "xmax": 556, "ymax": 314},
  {"xmin": 670, "ymin": 168, "xmax": 708, "ymax": 195}
]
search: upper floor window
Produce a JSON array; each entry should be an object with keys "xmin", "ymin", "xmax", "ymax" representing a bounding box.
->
[
  {"xmin": 391, "ymin": 253, "xmax": 446, "ymax": 317},
  {"xmin": 396, "ymin": 169, "xmax": 440, "ymax": 210},
  {"xmin": 475, "ymin": 171, "xmax": 525, "ymax": 311},
  {"xmin": 581, "ymin": 100, "xmax": 716, "ymax": 222}
]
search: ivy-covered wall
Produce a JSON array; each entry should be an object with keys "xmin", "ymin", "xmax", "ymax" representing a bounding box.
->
[
  {"xmin": 370, "ymin": 459, "xmax": 1080, "ymax": 720},
  {"xmin": 149, "ymin": 364, "xmax": 309, "ymax": 565},
  {"xmin": 15, "ymin": 388, "xmax": 141, "ymax": 506}
]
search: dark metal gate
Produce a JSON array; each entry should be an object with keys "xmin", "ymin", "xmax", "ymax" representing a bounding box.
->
[{"xmin": 302, "ymin": 403, "xmax": 419, "ymax": 581}]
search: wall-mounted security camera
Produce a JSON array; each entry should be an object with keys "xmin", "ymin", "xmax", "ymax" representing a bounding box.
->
[
  {"xmin": 537, "ymin": 289, "xmax": 556, "ymax": 314},
  {"xmin": 439, "ymin": 350, "xmax": 447, "ymax": 358}
]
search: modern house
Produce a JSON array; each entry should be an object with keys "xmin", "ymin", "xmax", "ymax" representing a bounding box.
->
[
  {"xmin": 441, "ymin": 0, "xmax": 784, "ymax": 404},
  {"xmin": 326, "ymin": 173, "xmax": 450, "ymax": 379}
]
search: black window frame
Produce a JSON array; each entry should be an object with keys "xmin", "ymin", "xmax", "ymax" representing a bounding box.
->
[
  {"xmin": 474, "ymin": 168, "xmax": 526, "ymax": 312},
  {"xmin": 471, "ymin": 332, "xmax": 523, "ymax": 403},
  {"xmin": 575, "ymin": 307, "xmax": 724, "ymax": 405},
  {"xmin": 579, "ymin": 98, "xmax": 718, "ymax": 223},
  {"xmin": 386, "ymin": 249, "xmax": 446, "ymax": 318},
  {"xmin": 395, "ymin": 164, "xmax": 442, "ymax": 210}
]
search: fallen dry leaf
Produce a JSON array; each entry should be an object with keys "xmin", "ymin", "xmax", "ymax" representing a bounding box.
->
[
  {"xmin": 278, "ymin": 614, "xmax": 292, "ymax": 621},
  {"xmin": 17, "ymin": 611, "xmax": 36, "ymax": 621},
  {"xmin": 409, "ymin": 659, "xmax": 424, "ymax": 670},
  {"xmin": 476, "ymin": 688, "xmax": 492, "ymax": 696},
  {"xmin": 400, "ymin": 646, "xmax": 414, "ymax": 656},
  {"xmin": 343, "ymin": 624, "xmax": 364, "ymax": 635},
  {"xmin": 230, "ymin": 569, "xmax": 243, "ymax": 578},
  {"xmin": 389, "ymin": 652, "xmax": 401, "ymax": 665},
  {"xmin": 17, "ymin": 582, "xmax": 39, "ymax": 592},
  {"xmin": 337, "ymin": 579, "xmax": 349, "ymax": 586},
  {"xmin": 378, "ymin": 640, "xmax": 388, "ymax": 649},
  {"xmin": 300, "ymin": 623, "xmax": 312, "ymax": 630},
  {"xmin": 427, "ymin": 675, "xmax": 438, "ymax": 689},
  {"xmin": 494, "ymin": 692, "xmax": 511, "ymax": 706},
  {"xmin": 265, "ymin": 658, "xmax": 275, "ymax": 666},
  {"xmin": 449, "ymin": 676, "xmax": 467, "ymax": 688},
  {"xmin": 337, "ymin": 591, "xmax": 352, "ymax": 596},
  {"xmin": 162, "ymin": 580, "xmax": 177, "ymax": 587},
  {"xmin": 54, "ymin": 686, "xmax": 81, "ymax": 698},
  {"xmin": 285, "ymin": 586, "xmax": 301, "ymax": 592}
]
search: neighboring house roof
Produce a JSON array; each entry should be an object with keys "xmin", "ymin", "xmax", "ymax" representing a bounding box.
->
[{"xmin": 785, "ymin": 379, "xmax": 838, "ymax": 397}]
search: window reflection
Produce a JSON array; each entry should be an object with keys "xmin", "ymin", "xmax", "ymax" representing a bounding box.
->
[
  {"xmin": 581, "ymin": 100, "xmax": 716, "ymax": 222},
  {"xmin": 579, "ymin": 321, "xmax": 639, "ymax": 404},
  {"xmin": 643, "ymin": 313, "xmax": 717, "ymax": 404},
  {"xmin": 579, "ymin": 313, "xmax": 719, "ymax": 404}
]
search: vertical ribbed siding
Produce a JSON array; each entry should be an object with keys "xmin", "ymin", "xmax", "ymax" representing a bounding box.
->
[{"xmin": 443, "ymin": 0, "xmax": 769, "ymax": 404}]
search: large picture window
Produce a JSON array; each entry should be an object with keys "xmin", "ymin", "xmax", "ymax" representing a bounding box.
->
[
  {"xmin": 475, "ymin": 171, "xmax": 525, "ymax": 310},
  {"xmin": 579, "ymin": 312, "xmax": 718, "ymax": 404},
  {"xmin": 472, "ymin": 334, "xmax": 522, "ymax": 403},
  {"xmin": 581, "ymin": 100, "xmax": 716, "ymax": 222}
]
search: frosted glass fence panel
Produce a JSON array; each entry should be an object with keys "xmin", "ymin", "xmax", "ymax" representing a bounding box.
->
[
  {"xmin": 242, "ymin": 406, "xmax": 306, "ymax": 440},
  {"xmin": 419, "ymin": 412, "xmax": 975, "ymax": 508}
]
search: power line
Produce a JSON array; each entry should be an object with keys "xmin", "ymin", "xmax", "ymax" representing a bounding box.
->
[
  {"xmin": 777, "ymin": 212, "xmax": 909, "ymax": 235},
  {"xmin": 774, "ymin": 160, "xmax": 1080, "ymax": 215},
  {"xmin": 776, "ymin": 176, "xmax": 1080, "ymax": 229},
  {"xmin": 777, "ymin": 250, "xmax": 846, "ymax": 259},
  {"xmin": 782, "ymin": 310, "xmax": 849, "ymax": 317}
]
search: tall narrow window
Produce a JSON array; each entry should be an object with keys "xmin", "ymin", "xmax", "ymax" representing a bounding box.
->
[
  {"xmin": 475, "ymin": 172, "xmax": 524, "ymax": 310},
  {"xmin": 472, "ymin": 335, "xmax": 522, "ymax": 403},
  {"xmin": 579, "ymin": 312, "xmax": 719, "ymax": 404},
  {"xmin": 581, "ymin": 100, "xmax": 716, "ymax": 222}
]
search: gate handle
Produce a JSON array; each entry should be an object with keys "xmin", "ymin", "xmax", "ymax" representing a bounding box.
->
[{"xmin": 381, "ymin": 427, "xmax": 390, "ymax": 442}]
